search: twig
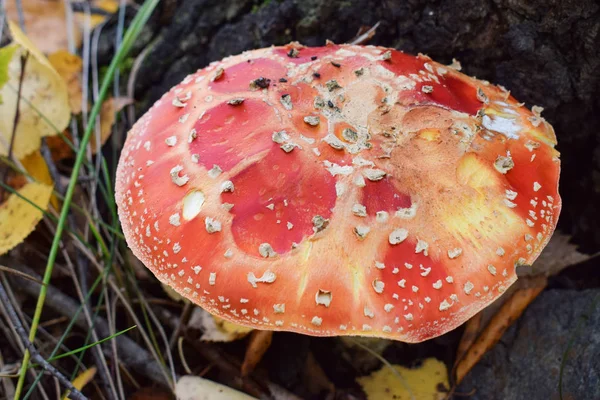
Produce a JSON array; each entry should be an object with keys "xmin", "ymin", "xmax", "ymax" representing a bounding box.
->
[
  {"xmin": 126, "ymin": 41, "xmax": 154, "ymax": 124},
  {"xmin": 168, "ymin": 301, "xmax": 192, "ymax": 350},
  {"xmin": 153, "ymin": 305, "xmax": 301, "ymax": 400},
  {"xmin": 14, "ymin": 1, "xmax": 161, "ymax": 397},
  {"xmin": 348, "ymin": 21, "xmax": 381, "ymax": 45},
  {"xmin": 0, "ymin": 52, "xmax": 28, "ymax": 198},
  {"xmin": 0, "ymin": 265, "xmax": 46, "ymax": 285},
  {"xmin": 0, "ymin": 280, "xmax": 87, "ymax": 400},
  {"xmin": 8, "ymin": 264, "xmax": 170, "ymax": 388},
  {"xmin": 0, "ymin": 274, "xmax": 51, "ymax": 400},
  {"xmin": 39, "ymin": 139, "xmax": 64, "ymax": 194},
  {"xmin": 7, "ymin": 52, "xmax": 28, "ymax": 160}
]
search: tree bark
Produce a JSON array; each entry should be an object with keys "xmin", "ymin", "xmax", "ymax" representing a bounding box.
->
[{"xmin": 101, "ymin": 0, "xmax": 600, "ymax": 252}]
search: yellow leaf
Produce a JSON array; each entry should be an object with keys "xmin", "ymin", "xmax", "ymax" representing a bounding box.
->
[
  {"xmin": 217, "ymin": 317, "xmax": 254, "ymax": 337},
  {"xmin": 0, "ymin": 182, "xmax": 53, "ymax": 256},
  {"xmin": 20, "ymin": 150, "xmax": 59, "ymax": 209},
  {"xmin": 4, "ymin": 0, "xmax": 81, "ymax": 54},
  {"xmin": 162, "ymin": 282, "xmax": 187, "ymax": 302},
  {"xmin": 0, "ymin": 21, "xmax": 70, "ymax": 159},
  {"xmin": 62, "ymin": 367, "xmax": 97, "ymax": 400},
  {"xmin": 357, "ymin": 358, "xmax": 450, "ymax": 400},
  {"xmin": 75, "ymin": 0, "xmax": 121, "ymax": 30},
  {"xmin": 188, "ymin": 307, "xmax": 253, "ymax": 342},
  {"xmin": 0, "ymin": 44, "xmax": 18, "ymax": 103},
  {"xmin": 48, "ymin": 50, "xmax": 83, "ymax": 114},
  {"xmin": 95, "ymin": 0, "xmax": 120, "ymax": 13},
  {"xmin": 20, "ymin": 151, "xmax": 53, "ymax": 187}
]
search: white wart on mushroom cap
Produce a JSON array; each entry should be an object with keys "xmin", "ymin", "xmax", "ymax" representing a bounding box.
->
[{"xmin": 115, "ymin": 43, "xmax": 561, "ymax": 342}]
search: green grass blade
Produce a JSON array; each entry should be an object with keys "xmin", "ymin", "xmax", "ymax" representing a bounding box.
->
[
  {"xmin": 27, "ymin": 326, "xmax": 137, "ymax": 366},
  {"xmin": 14, "ymin": 1, "xmax": 160, "ymax": 398}
]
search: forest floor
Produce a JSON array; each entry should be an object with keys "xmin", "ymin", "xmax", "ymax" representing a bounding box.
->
[{"xmin": 0, "ymin": 1, "xmax": 598, "ymax": 400}]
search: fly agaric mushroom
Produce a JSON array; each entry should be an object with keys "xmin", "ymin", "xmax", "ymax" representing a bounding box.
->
[{"xmin": 116, "ymin": 43, "xmax": 560, "ymax": 342}]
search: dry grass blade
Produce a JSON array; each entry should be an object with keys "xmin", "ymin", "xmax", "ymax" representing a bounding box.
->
[
  {"xmin": 0, "ymin": 280, "xmax": 87, "ymax": 400},
  {"xmin": 8, "ymin": 263, "xmax": 170, "ymax": 388},
  {"xmin": 0, "ymin": 265, "xmax": 45, "ymax": 285}
]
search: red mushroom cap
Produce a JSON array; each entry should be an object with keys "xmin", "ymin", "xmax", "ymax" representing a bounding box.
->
[{"xmin": 116, "ymin": 43, "xmax": 561, "ymax": 342}]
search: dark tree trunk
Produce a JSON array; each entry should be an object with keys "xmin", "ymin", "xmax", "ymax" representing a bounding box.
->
[{"xmin": 102, "ymin": 0, "xmax": 600, "ymax": 253}]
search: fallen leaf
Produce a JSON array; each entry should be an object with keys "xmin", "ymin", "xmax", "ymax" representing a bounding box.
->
[
  {"xmin": 48, "ymin": 50, "xmax": 83, "ymax": 114},
  {"xmin": 520, "ymin": 231, "xmax": 590, "ymax": 277},
  {"xmin": 44, "ymin": 133, "xmax": 72, "ymax": 161},
  {"xmin": 452, "ymin": 231, "xmax": 595, "ymax": 384},
  {"xmin": 0, "ymin": 182, "xmax": 53, "ymax": 256},
  {"xmin": 302, "ymin": 352, "xmax": 335, "ymax": 396},
  {"xmin": 161, "ymin": 282, "xmax": 187, "ymax": 302},
  {"xmin": 74, "ymin": 0, "xmax": 121, "ymax": 30},
  {"xmin": 94, "ymin": 96, "xmax": 133, "ymax": 153},
  {"xmin": 341, "ymin": 336, "xmax": 393, "ymax": 372},
  {"xmin": 176, "ymin": 375, "xmax": 257, "ymax": 400},
  {"xmin": 4, "ymin": 0, "xmax": 81, "ymax": 54},
  {"xmin": 20, "ymin": 151, "xmax": 53, "ymax": 188},
  {"xmin": 0, "ymin": 21, "xmax": 70, "ymax": 159},
  {"xmin": 42, "ymin": 96, "xmax": 132, "ymax": 161},
  {"xmin": 241, "ymin": 330, "xmax": 273, "ymax": 376},
  {"xmin": 62, "ymin": 367, "xmax": 97, "ymax": 400},
  {"xmin": 20, "ymin": 150, "xmax": 58, "ymax": 209},
  {"xmin": 95, "ymin": 0, "xmax": 120, "ymax": 13},
  {"xmin": 188, "ymin": 307, "xmax": 252, "ymax": 342},
  {"xmin": 454, "ymin": 275, "xmax": 547, "ymax": 384},
  {"xmin": 454, "ymin": 312, "xmax": 482, "ymax": 364},
  {"xmin": 357, "ymin": 358, "xmax": 450, "ymax": 400},
  {"xmin": 0, "ymin": 45, "xmax": 18, "ymax": 103}
]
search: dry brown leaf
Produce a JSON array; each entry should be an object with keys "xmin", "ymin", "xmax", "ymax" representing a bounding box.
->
[
  {"xmin": 48, "ymin": 50, "xmax": 83, "ymax": 114},
  {"xmin": 45, "ymin": 133, "xmax": 74, "ymax": 161},
  {"xmin": 452, "ymin": 231, "xmax": 593, "ymax": 382},
  {"xmin": 303, "ymin": 352, "xmax": 335, "ymax": 396},
  {"xmin": 45, "ymin": 97, "xmax": 132, "ymax": 160},
  {"xmin": 4, "ymin": 0, "xmax": 80, "ymax": 54},
  {"xmin": 0, "ymin": 21, "xmax": 70, "ymax": 159},
  {"xmin": 454, "ymin": 312, "xmax": 482, "ymax": 364},
  {"xmin": 357, "ymin": 358, "xmax": 450, "ymax": 400},
  {"xmin": 0, "ymin": 182, "xmax": 53, "ymax": 255},
  {"xmin": 241, "ymin": 330, "xmax": 273, "ymax": 376},
  {"xmin": 521, "ymin": 231, "xmax": 590, "ymax": 277},
  {"xmin": 93, "ymin": 96, "xmax": 132, "ymax": 153},
  {"xmin": 454, "ymin": 275, "xmax": 547, "ymax": 384}
]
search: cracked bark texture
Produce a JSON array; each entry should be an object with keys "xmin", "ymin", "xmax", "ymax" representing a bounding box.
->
[
  {"xmin": 458, "ymin": 289, "xmax": 600, "ymax": 399},
  {"xmin": 101, "ymin": 0, "xmax": 600, "ymax": 253}
]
